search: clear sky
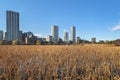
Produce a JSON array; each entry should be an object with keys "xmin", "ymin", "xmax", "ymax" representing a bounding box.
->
[{"xmin": 0, "ymin": 0, "xmax": 120, "ymax": 41}]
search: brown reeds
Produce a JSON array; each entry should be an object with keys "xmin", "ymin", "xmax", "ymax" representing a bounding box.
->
[{"xmin": 0, "ymin": 45, "xmax": 119, "ymax": 80}]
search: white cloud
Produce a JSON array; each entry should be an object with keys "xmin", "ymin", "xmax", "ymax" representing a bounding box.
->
[
  {"xmin": 112, "ymin": 24, "xmax": 120, "ymax": 31},
  {"xmin": 64, "ymin": 29, "xmax": 66, "ymax": 32},
  {"xmin": 34, "ymin": 34, "xmax": 42, "ymax": 38}
]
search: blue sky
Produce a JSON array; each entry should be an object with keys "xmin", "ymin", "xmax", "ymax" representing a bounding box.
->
[{"xmin": 0, "ymin": 0, "xmax": 120, "ymax": 41}]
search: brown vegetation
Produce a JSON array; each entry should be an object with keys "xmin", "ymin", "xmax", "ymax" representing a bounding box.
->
[{"xmin": 0, "ymin": 45, "xmax": 120, "ymax": 80}]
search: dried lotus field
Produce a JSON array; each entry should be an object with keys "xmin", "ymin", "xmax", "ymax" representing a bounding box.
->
[{"xmin": 0, "ymin": 45, "xmax": 120, "ymax": 80}]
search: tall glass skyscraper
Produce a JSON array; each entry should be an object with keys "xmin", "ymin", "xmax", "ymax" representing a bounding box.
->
[
  {"xmin": 52, "ymin": 25, "xmax": 59, "ymax": 43},
  {"xmin": 6, "ymin": 11, "xmax": 19, "ymax": 41},
  {"xmin": 70, "ymin": 26, "xmax": 76, "ymax": 42}
]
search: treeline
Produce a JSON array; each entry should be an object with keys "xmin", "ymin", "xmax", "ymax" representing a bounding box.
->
[{"xmin": 0, "ymin": 39, "xmax": 120, "ymax": 46}]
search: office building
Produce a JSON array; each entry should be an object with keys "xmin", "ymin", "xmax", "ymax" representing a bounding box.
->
[
  {"xmin": 6, "ymin": 11, "xmax": 19, "ymax": 41},
  {"xmin": 24, "ymin": 32, "xmax": 36, "ymax": 44},
  {"xmin": 18, "ymin": 31, "xmax": 23, "ymax": 42},
  {"xmin": 26, "ymin": 32, "xmax": 33, "ymax": 38},
  {"xmin": 46, "ymin": 35, "xmax": 53, "ymax": 42},
  {"xmin": 0, "ymin": 30, "xmax": 3, "ymax": 40},
  {"xmin": 70, "ymin": 26, "xmax": 76, "ymax": 42},
  {"xmin": 3, "ymin": 32, "xmax": 5, "ymax": 40},
  {"xmin": 91, "ymin": 37, "xmax": 96, "ymax": 43},
  {"xmin": 51, "ymin": 25, "xmax": 59, "ymax": 43},
  {"xmin": 5, "ymin": 32, "xmax": 7, "ymax": 41},
  {"xmin": 64, "ymin": 31, "xmax": 69, "ymax": 42},
  {"xmin": 77, "ymin": 36, "xmax": 81, "ymax": 43}
]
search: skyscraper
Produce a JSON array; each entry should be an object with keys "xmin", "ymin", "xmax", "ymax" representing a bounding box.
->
[
  {"xmin": 91, "ymin": 37, "xmax": 96, "ymax": 43},
  {"xmin": 6, "ymin": 11, "xmax": 19, "ymax": 41},
  {"xmin": 46, "ymin": 35, "xmax": 53, "ymax": 42},
  {"xmin": 18, "ymin": 31, "xmax": 23, "ymax": 42},
  {"xmin": 52, "ymin": 25, "xmax": 59, "ymax": 43},
  {"xmin": 70, "ymin": 26, "xmax": 76, "ymax": 42},
  {"xmin": 64, "ymin": 31, "xmax": 69, "ymax": 42},
  {"xmin": 0, "ymin": 30, "xmax": 3, "ymax": 40}
]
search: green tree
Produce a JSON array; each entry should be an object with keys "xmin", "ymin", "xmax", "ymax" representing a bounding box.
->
[
  {"xmin": 0, "ymin": 40, "xmax": 3, "ymax": 45},
  {"xmin": 12, "ymin": 40, "xmax": 18, "ymax": 45},
  {"xmin": 36, "ymin": 40, "xmax": 41, "ymax": 45}
]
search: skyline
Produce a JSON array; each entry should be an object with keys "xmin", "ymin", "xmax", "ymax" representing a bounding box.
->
[{"xmin": 0, "ymin": 0, "xmax": 120, "ymax": 41}]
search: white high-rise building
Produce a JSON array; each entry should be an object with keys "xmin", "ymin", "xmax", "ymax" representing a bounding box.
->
[
  {"xmin": 52, "ymin": 25, "xmax": 59, "ymax": 43},
  {"xmin": 70, "ymin": 26, "xmax": 76, "ymax": 42},
  {"xmin": 0, "ymin": 30, "xmax": 3, "ymax": 40},
  {"xmin": 46, "ymin": 35, "xmax": 52, "ymax": 42},
  {"xmin": 3, "ymin": 32, "xmax": 5, "ymax": 40},
  {"xmin": 64, "ymin": 31, "xmax": 68, "ymax": 42},
  {"xmin": 6, "ymin": 11, "xmax": 19, "ymax": 41}
]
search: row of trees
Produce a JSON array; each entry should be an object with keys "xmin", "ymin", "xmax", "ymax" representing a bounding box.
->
[
  {"xmin": 77, "ymin": 38, "xmax": 120, "ymax": 46},
  {"xmin": 0, "ymin": 39, "xmax": 120, "ymax": 46},
  {"xmin": 102, "ymin": 39, "xmax": 120, "ymax": 46}
]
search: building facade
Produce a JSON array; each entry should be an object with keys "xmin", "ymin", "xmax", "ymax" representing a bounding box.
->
[
  {"xmin": 0, "ymin": 30, "xmax": 3, "ymax": 40},
  {"xmin": 91, "ymin": 37, "xmax": 96, "ymax": 43},
  {"xmin": 6, "ymin": 11, "xmax": 19, "ymax": 41},
  {"xmin": 77, "ymin": 36, "xmax": 81, "ymax": 43},
  {"xmin": 19, "ymin": 31, "xmax": 23, "ymax": 42},
  {"xmin": 64, "ymin": 31, "xmax": 68, "ymax": 42},
  {"xmin": 70, "ymin": 26, "xmax": 76, "ymax": 42},
  {"xmin": 46, "ymin": 35, "xmax": 53, "ymax": 42},
  {"xmin": 52, "ymin": 25, "xmax": 59, "ymax": 43}
]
